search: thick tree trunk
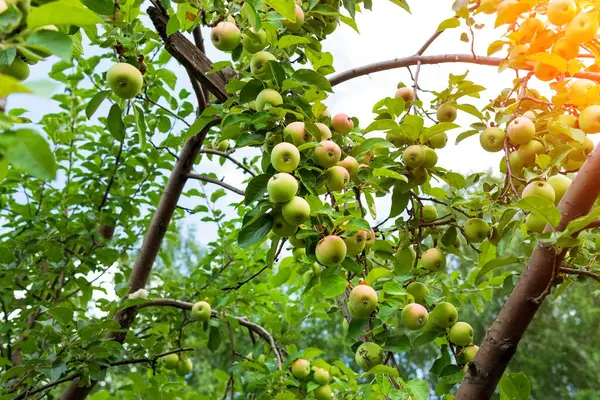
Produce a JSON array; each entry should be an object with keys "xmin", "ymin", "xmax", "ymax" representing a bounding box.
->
[{"xmin": 456, "ymin": 144, "xmax": 600, "ymax": 399}]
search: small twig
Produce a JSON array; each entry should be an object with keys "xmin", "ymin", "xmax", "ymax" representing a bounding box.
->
[
  {"xmin": 353, "ymin": 187, "xmax": 366, "ymax": 218},
  {"xmin": 187, "ymin": 174, "xmax": 245, "ymax": 196},
  {"xmin": 559, "ymin": 266, "xmax": 600, "ymax": 284},
  {"xmin": 221, "ymin": 266, "xmax": 269, "ymax": 291},
  {"xmin": 199, "ymin": 149, "xmax": 256, "ymax": 176},
  {"xmin": 98, "ymin": 140, "xmax": 124, "ymax": 211},
  {"xmin": 142, "ymin": 92, "xmax": 191, "ymax": 127}
]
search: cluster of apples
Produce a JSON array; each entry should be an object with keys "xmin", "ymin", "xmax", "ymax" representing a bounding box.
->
[{"xmin": 290, "ymin": 358, "xmax": 335, "ymax": 400}]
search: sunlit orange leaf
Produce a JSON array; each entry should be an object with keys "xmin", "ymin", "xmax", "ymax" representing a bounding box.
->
[
  {"xmin": 527, "ymin": 52, "xmax": 568, "ymax": 73},
  {"xmin": 495, "ymin": 3, "xmax": 532, "ymax": 27},
  {"xmin": 567, "ymin": 59, "xmax": 585, "ymax": 76}
]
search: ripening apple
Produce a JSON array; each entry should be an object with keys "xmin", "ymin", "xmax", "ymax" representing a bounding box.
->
[
  {"xmin": 256, "ymin": 88, "xmax": 283, "ymax": 111},
  {"xmin": 358, "ymin": 150, "xmax": 375, "ymax": 165},
  {"xmin": 547, "ymin": 0, "xmax": 577, "ymax": 25},
  {"xmin": 250, "ymin": 51, "xmax": 277, "ymax": 79},
  {"xmin": 563, "ymin": 157, "xmax": 584, "ymax": 171},
  {"xmin": 263, "ymin": 131, "xmax": 282, "ymax": 152},
  {"xmin": 480, "ymin": 127, "xmax": 506, "ymax": 152},
  {"xmin": 568, "ymin": 79, "xmax": 596, "ymax": 106},
  {"xmin": 522, "ymin": 110, "xmax": 536, "ymax": 121},
  {"xmin": 163, "ymin": 353, "xmax": 179, "ymax": 369},
  {"xmin": 316, "ymin": 235, "xmax": 347, "ymax": 267},
  {"xmin": 525, "ymin": 213, "xmax": 547, "ymax": 233},
  {"xmin": 284, "ymin": 5, "xmax": 305, "ymax": 32},
  {"xmin": 422, "ymin": 248, "xmax": 446, "ymax": 272},
  {"xmin": 449, "ymin": 322, "xmax": 474, "ymax": 346},
  {"xmin": 522, "ymin": 180, "xmax": 556, "ymax": 203},
  {"xmin": 462, "ymin": 345, "xmax": 479, "ymax": 362},
  {"xmin": 547, "ymin": 174, "xmax": 572, "ymax": 204},
  {"xmin": 406, "ymin": 282, "xmax": 429, "ymax": 305},
  {"xmin": 337, "ymin": 156, "xmax": 359, "ymax": 180},
  {"xmin": 344, "ymin": 230, "xmax": 367, "ymax": 256},
  {"xmin": 428, "ymin": 132, "xmax": 448, "ymax": 149},
  {"xmin": 284, "ymin": 122, "xmax": 310, "ymax": 145},
  {"xmin": 552, "ymin": 38, "xmax": 579, "ymax": 60},
  {"xmin": 271, "ymin": 142, "xmax": 300, "ymax": 173},
  {"xmin": 402, "ymin": 145, "xmax": 426, "ymax": 168},
  {"xmin": 355, "ymin": 342, "xmax": 384, "ymax": 370},
  {"xmin": 241, "ymin": 28, "xmax": 267, "ymax": 54},
  {"xmin": 325, "ymin": 165, "xmax": 349, "ymax": 191},
  {"xmin": 364, "ymin": 228, "xmax": 375, "ymax": 250},
  {"xmin": 431, "ymin": 302, "xmax": 458, "ymax": 328},
  {"xmin": 437, "ymin": 103, "xmax": 457, "ymax": 123},
  {"xmin": 348, "ymin": 283, "xmax": 378, "ymax": 318},
  {"xmin": 534, "ymin": 62, "xmax": 559, "ymax": 82},
  {"xmin": 313, "ymin": 368, "xmax": 330, "ymax": 385},
  {"xmin": 291, "ymin": 359, "xmax": 311, "ymax": 379},
  {"xmin": 314, "ymin": 385, "xmax": 333, "ymax": 400},
  {"xmin": 578, "ymin": 105, "xmax": 600, "ymax": 133},
  {"xmin": 386, "ymin": 132, "xmax": 407, "ymax": 147},
  {"xmin": 282, "ymin": 196, "xmax": 310, "ymax": 225},
  {"xmin": 423, "ymin": 146, "xmax": 438, "ymax": 169},
  {"xmin": 315, "ymin": 122, "xmax": 332, "ymax": 140},
  {"xmin": 508, "ymin": 117, "xmax": 536, "ymax": 145},
  {"xmin": 407, "ymin": 167, "xmax": 429, "ymax": 185},
  {"xmin": 422, "ymin": 204, "xmax": 438, "ymax": 222},
  {"xmin": 272, "ymin": 213, "xmax": 297, "ymax": 237},
  {"xmin": 503, "ymin": 151, "xmax": 525, "ymax": 177},
  {"xmin": 331, "ymin": 113, "xmax": 354, "ymax": 134},
  {"xmin": 106, "ymin": 63, "xmax": 143, "ymax": 99},
  {"xmin": 517, "ymin": 140, "xmax": 545, "ymax": 165},
  {"xmin": 401, "ymin": 303, "xmax": 429, "ymax": 330},
  {"xmin": 569, "ymin": 136, "xmax": 594, "ymax": 161},
  {"xmin": 508, "ymin": 44, "xmax": 530, "ymax": 69},
  {"xmin": 211, "ymin": 21, "xmax": 241, "ymax": 51},
  {"xmin": 463, "ymin": 218, "xmax": 490, "ymax": 243},
  {"xmin": 565, "ymin": 11, "xmax": 598, "ymax": 44},
  {"xmin": 395, "ymin": 87, "xmax": 415, "ymax": 102},
  {"xmin": 191, "ymin": 300, "xmax": 211, "ymax": 321},
  {"xmin": 268, "ymin": 173, "xmax": 298, "ymax": 203},
  {"xmin": 176, "ymin": 355, "xmax": 193, "ymax": 376},
  {"xmin": 314, "ymin": 140, "xmax": 342, "ymax": 168},
  {"xmin": 323, "ymin": 16, "xmax": 338, "ymax": 35},
  {"xmin": 518, "ymin": 17, "xmax": 543, "ymax": 43}
]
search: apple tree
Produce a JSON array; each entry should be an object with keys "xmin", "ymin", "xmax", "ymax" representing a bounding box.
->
[{"xmin": 1, "ymin": 0, "xmax": 600, "ymax": 399}]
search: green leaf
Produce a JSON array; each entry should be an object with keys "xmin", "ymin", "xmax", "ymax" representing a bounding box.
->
[
  {"xmin": 387, "ymin": 0, "xmax": 410, "ymax": 12},
  {"xmin": 81, "ymin": 0, "xmax": 114, "ymax": 15},
  {"xmin": 244, "ymin": 174, "xmax": 270, "ymax": 205},
  {"xmin": 238, "ymin": 215, "xmax": 273, "ymax": 248},
  {"xmin": 455, "ymin": 129, "xmax": 479, "ymax": 145},
  {"xmin": 240, "ymin": 79, "xmax": 264, "ymax": 104},
  {"xmin": 133, "ymin": 105, "xmax": 147, "ymax": 150},
  {"xmin": 0, "ymin": 75, "xmax": 33, "ymax": 97},
  {"xmin": 0, "ymin": 48, "xmax": 16, "ymax": 66},
  {"xmin": 373, "ymin": 168, "xmax": 408, "ymax": 182},
  {"xmin": 342, "ymin": 257, "xmax": 363, "ymax": 273},
  {"xmin": 0, "ymin": 7, "xmax": 22, "ymax": 34},
  {"xmin": 413, "ymin": 330, "xmax": 439, "ymax": 347},
  {"xmin": 86, "ymin": 90, "xmax": 110, "ymax": 119},
  {"xmin": 320, "ymin": 275, "xmax": 347, "ymax": 298},
  {"xmin": 28, "ymin": 1, "xmax": 103, "ymax": 29},
  {"xmin": 0, "ymin": 129, "xmax": 57, "ymax": 180},
  {"xmin": 361, "ymin": 365, "xmax": 399, "ymax": 378},
  {"xmin": 342, "ymin": 0, "xmax": 356, "ymax": 18},
  {"xmin": 515, "ymin": 196, "xmax": 561, "ymax": 227},
  {"xmin": 292, "ymin": 69, "xmax": 333, "ymax": 92},
  {"xmin": 0, "ymin": 158, "xmax": 8, "ymax": 182},
  {"xmin": 48, "ymin": 307, "xmax": 73, "ymax": 325},
  {"xmin": 208, "ymin": 326, "xmax": 221, "ymax": 352},
  {"xmin": 390, "ymin": 184, "xmax": 409, "ymax": 218},
  {"xmin": 564, "ymin": 206, "xmax": 600, "ymax": 235},
  {"xmin": 384, "ymin": 334, "xmax": 411, "ymax": 352},
  {"xmin": 270, "ymin": 265, "xmax": 291, "ymax": 287},
  {"xmin": 264, "ymin": 0, "xmax": 296, "ymax": 21},
  {"xmin": 341, "ymin": 218, "xmax": 370, "ymax": 232},
  {"xmin": 476, "ymin": 257, "xmax": 520, "ymax": 281},
  {"xmin": 106, "ymin": 103, "xmax": 125, "ymax": 142},
  {"xmin": 366, "ymin": 267, "xmax": 393, "ymax": 283},
  {"xmin": 499, "ymin": 372, "xmax": 531, "ymax": 400},
  {"xmin": 363, "ymin": 119, "xmax": 399, "ymax": 133},
  {"xmin": 356, "ymin": 138, "xmax": 393, "ymax": 155},
  {"xmin": 348, "ymin": 318, "xmax": 368, "ymax": 340},
  {"xmin": 406, "ymin": 379, "xmax": 429, "ymax": 400},
  {"xmin": 25, "ymin": 30, "xmax": 73, "ymax": 60},
  {"xmin": 277, "ymin": 35, "xmax": 310, "ymax": 48},
  {"xmin": 437, "ymin": 18, "xmax": 460, "ymax": 31}
]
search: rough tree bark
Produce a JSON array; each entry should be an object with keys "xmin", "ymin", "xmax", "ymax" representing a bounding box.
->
[{"xmin": 456, "ymin": 143, "xmax": 600, "ymax": 399}]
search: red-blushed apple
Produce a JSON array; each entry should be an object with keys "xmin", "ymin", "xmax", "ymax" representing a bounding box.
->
[
  {"xmin": 268, "ymin": 172, "xmax": 298, "ymax": 203},
  {"xmin": 315, "ymin": 122, "xmax": 332, "ymax": 140},
  {"xmin": 331, "ymin": 113, "xmax": 354, "ymax": 133},
  {"xmin": 402, "ymin": 145, "xmax": 426, "ymax": 168},
  {"xmin": 437, "ymin": 103, "xmax": 457, "ymax": 122},
  {"xmin": 106, "ymin": 63, "xmax": 143, "ymax": 99},
  {"xmin": 313, "ymin": 368, "xmax": 330, "ymax": 385},
  {"xmin": 431, "ymin": 302, "xmax": 458, "ymax": 328},
  {"xmin": 508, "ymin": 117, "xmax": 536, "ymax": 145},
  {"xmin": 449, "ymin": 322, "xmax": 474, "ymax": 346},
  {"xmin": 406, "ymin": 282, "xmax": 429, "ymax": 305},
  {"xmin": 314, "ymin": 140, "xmax": 342, "ymax": 168},
  {"xmin": 463, "ymin": 218, "xmax": 490, "ymax": 243},
  {"xmin": 547, "ymin": 174, "xmax": 572, "ymax": 204},
  {"xmin": 281, "ymin": 196, "xmax": 310, "ymax": 225},
  {"xmin": 401, "ymin": 303, "xmax": 429, "ymax": 330},
  {"xmin": 191, "ymin": 301, "xmax": 211, "ymax": 321},
  {"xmin": 337, "ymin": 156, "xmax": 359, "ymax": 180},
  {"xmin": 256, "ymin": 88, "xmax": 283, "ymax": 111},
  {"xmin": 291, "ymin": 358, "xmax": 311, "ymax": 379},
  {"xmin": 355, "ymin": 342, "xmax": 383, "ymax": 370},
  {"xmin": 517, "ymin": 140, "xmax": 545, "ymax": 165},
  {"xmin": 314, "ymin": 384, "xmax": 333, "ymax": 400},
  {"xmin": 283, "ymin": 5, "xmax": 305, "ymax": 32},
  {"xmin": 211, "ymin": 21, "xmax": 241, "ymax": 51},
  {"xmin": 325, "ymin": 165, "xmax": 349, "ymax": 191},
  {"xmin": 480, "ymin": 127, "xmax": 506, "ymax": 152},
  {"xmin": 395, "ymin": 87, "xmax": 415, "ymax": 102},
  {"xmin": 547, "ymin": 0, "xmax": 577, "ymax": 25},
  {"xmin": 271, "ymin": 142, "xmax": 300, "ymax": 173},
  {"xmin": 428, "ymin": 132, "xmax": 448, "ymax": 148},
  {"xmin": 422, "ymin": 248, "xmax": 446, "ymax": 272},
  {"xmin": 522, "ymin": 180, "xmax": 556, "ymax": 202},
  {"xmin": 526, "ymin": 213, "xmax": 547, "ymax": 233},
  {"xmin": 365, "ymin": 228, "xmax": 375, "ymax": 249},
  {"xmin": 272, "ymin": 213, "xmax": 297, "ymax": 237},
  {"xmin": 316, "ymin": 235, "xmax": 347, "ymax": 267},
  {"xmin": 284, "ymin": 121, "xmax": 311, "ymax": 145},
  {"xmin": 250, "ymin": 51, "xmax": 277, "ymax": 79},
  {"xmin": 241, "ymin": 28, "xmax": 267, "ymax": 54},
  {"xmin": 348, "ymin": 283, "xmax": 377, "ymax": 318},
  {"xmin": 578, "ymin": 105, "xmax": 600, "ymax": 133},
  {"xmin": 343, "ymin": 230, "xmax": 367, "ymax": 256}
]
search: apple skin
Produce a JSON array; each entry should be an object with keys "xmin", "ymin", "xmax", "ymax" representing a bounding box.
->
[
  {"xmin": 316, "ymin": 235, "xmax": 347, "ymax": 267},
  {"xmin": 406, "ymin": 282, "xmax": 429, "ymax": 305},
  {"xmin": 211, "ymin": 21, "xmax": 241, "ymax": 51},
  {"xmin": 547, "ymin": 0, "xmax": 577, "ymax": 25},
  {"xmin": 256, "ymin": 88, "xmax": 283, "ymax": 111},
  {"xmin": 355, "ymin": 342, "xmax": 384, "ymax": 370},
  {"xmin": 569, "ymin": 79, "xmax": 596, "ymax": 106},
  {"xmin": 176, "ymin": 356, "xmax": 193, "ymax": 376},
  {"xmin": 437, "ymin": 103, "xmax": 457, "ymax": 122},
  {"xmin": 0, "ymin": 0, "xmax": 7, "ymax": 13},
  {"xmin": 569, "ymin": 137, "xmax": 594, "ymax": 161},
  {"xmin": 268, "ymin": 172, "xmax": 298, "ymax": 203},
  {"xmin": 566, "ymin": 11, "xmax": 598, "ymax": 44},
  {"xmin": 331, "ymin": 113, "xmax": 354, "ymax": 134},
  {"xmin": 272, "ymin": 213, "xmax": 297, "ymax": 237},
  {"xmin": 431, "ymin": 302, "xmax": 458, "ymax": 328},
  {"xmin": 507, "ymin": 117, "xmax": 536, "ymax": 145},
  {"xmin": 284, "ymin": 121, "xmax": 311, "ymax": 145},
  {"xmin": 325, "ymin": 165, "xmax": 349, "ymax": 191},
  {"xmin": 284, "ymin": 5, "xmax": 305, "ymax": 32},
  {"xmin": 315, "ymin": 122, "xmax": 332, "ymax": 140},
  {"xmin": 0, "ymin": 57, "xmax": 30, "ymax": 81},
  {"xmin": 395, "ymin": 87, "xmax": 415, "ymax": 102},
  {"xmin": 250, "ymin": 51, "xmax": 277, "ymax": 79},
  {"xmin": 163, "ymin": 353, "xmax": 179, "ymax": 369},
  {"xmin": 406, "ymin": 167, "xmax": 429, "ymax": 186},
  {"xmin": 313, "ymin": 368, "xmax": 330, "ymax": 385},
  {"xmin": 517, "ymin": 140, "xmax": 545, "ymax": 166},
  {"xmin": 401, "ymin": 303, "xmax": 429, "ymax": 330},
  {"xmin": 422, "ymin": 248, "xmax": 446, "ymax": 272},
  {"xmin": 547, "ymin": 174, "xmax": 572, "ymax": 204},
  {"xmin": 402, "ymin": 145, "xmax": 426, "ymax": 168},
  {"xmin": 106, "ymin": 63, "xmax": 143, "ymax": 99},
  {"xmin": 348, "ymin": 284, "xmax": 378, "ymax": 318},
  {"xmin": 552, "ymin": 38, "xmax": 579, "ymax": 60},
  {"xmin": 289, "ymin": 234, "xmax": 305, "ymax": 248},
  {"xmin": 291, "ymin": 359, "xmax": 311, "ymax": 379},
  {"xmin": 364, "ymin": 228, "xmax": 375, "ymax": 249},
  {"xmin": 461, "ymin": 345, "xmax": 479, "ymax": 362},
  {"xmin": 534, "ymin": 62, "xmax": 560, "ymax": 82},
  {"xmin": 271, "ymin": 142, "xmax": 300, "ymax": 173},
  {"xmin": 563, "ymin": 157, "xmax": 583, "ymax": 171},
  {"xmin": 387, "ymin": 131, "xmax": 407, "ymax": 147},
  {"xmin": 463, "ymin": 218, "xmax": 490, "ymax": 243},
  {"xmin": 314, "ymin": 140, "xmax": 342, "ymax": 168},
  {"xmin": 241, "ymin": 28, "xmax": 267, "ymax": 54},
  {"xmin": 578, "ymin": 105, "xmax": 600, "ymax": 133},
  {"xmin": 428, "ymin": 132, "xmax": 448, "ymax": 149},
  {"xmin": 337, "ymin": 156, "xmax": 359, "ymax": 180},
  {"xmin": 422, "ymin": 146, "xmax": 438, "ymax": 169},
  {"xmin": 522, "ymin": 181, "xmax": 556, "ymax": 203},
  {"xmin": 314, "ymin": 384, "xmax": 333, "ymax": 400},
  {"xmin": 344, "ymin": 230, "xmax": 368, "ymax": 256},
  {"xmin": 191, "ymin": 301, "xmax": 211, "ymax": 321},
  {"xmin": 526, "ymin": 213, "xmax": 547, "ymax": 233},
  {"xmin": 422, "ymin": 204, "xmax": 438, "ymax": 222},
  {"xmin": 282, "ymin": 196, "xmax": 311, "ymax": 225},
  {"xmin": 480, "ymin": 127, "xmax": 506, "ymax": 152},
  {"xmin": 449, "ymin": 322, "xmax": 474, "ymax": 346}
]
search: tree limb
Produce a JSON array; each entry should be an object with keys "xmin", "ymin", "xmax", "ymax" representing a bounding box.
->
[
  {"xmin": 199, "ymin": 149, "xmax": 256, "ymax": 176},
  {"xmin": 187, "ymin": 173, "xmax": 246, "ymax": 196},
  {"xmin": 559, "ymin": 266, "xmax": 600, "ymax": 284}
]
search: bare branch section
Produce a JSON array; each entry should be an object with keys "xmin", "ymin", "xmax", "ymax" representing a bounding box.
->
[
  {"xmin": 187, "ymin": 173, "xmax": 246, "ymax": 196},
  {"xmin": 559, "ymin": 266, "xmax": 600, "ymax": 284},
  {"xmin": 456, "ymin": 143, "xmax": 600, "ymax": 399},
  {"xmin": 199, "ymin": 149, "xmax": 256, "ymax": 176}
]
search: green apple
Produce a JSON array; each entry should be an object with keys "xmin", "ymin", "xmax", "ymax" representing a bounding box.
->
[
  {"xmin": 250, "ymin": 51, "xmax": 277, "ymax": 79},
  {"xmin": 291, "ymin": 358, "xmax": 311, "ymax": 378},
  {"xmin": 316, "ymin": 235, "xmax": 347, "ymax": 267},
  {"xmin": 0, "ymin": 57, "xmax": 30, "ymax": 81},
  {"xmin": 355, "ymin": 342, "xmax": 383, "ymax": 370},
  {"xmin": 387, "ymin": 131, "xmax": 407, "ymax": 147},
  {"xmin": 422, "ymin": 248, "xmax": 446, "ymax": 272},
  {"xmin": 268, "ymin": 172, "xmax": 298, "ymax": 203},
  {"xmin": 461, "ymin": 345, "xmax": 479, "ymax": 362},
  {"xmin": 395, "ymin": 87, "xmax": 415, "ymax": 102},
  {"xmin": 578, "ymin": 105, "xmax": 600, "ymax": 133},
  {"xmin": 344, "ymin": 230, "xmax": 367, "ymax": 256},
  {"xmin": 428, "ymin": 132, "xmax": 448, "ymax": 149},
  {"xmin": 176, "ymin": 355, "xmax": 193, "ymax": 376},
  {"xmin": 423, "ymin": 146, "xmax": 438, "ymax": 168},
  {"xmin": 241, "ymin": 28, "xmax": 267, "ymax": 54},
  {"xmin": 314, "ymin": 140, "xmax": 342, "ymax": 168},
  {"xmin": 348, "ymin": 283, "xmax": 378, "ymax": 318},
  {"xmin": 406, "ymin": 282, "xmax": 429, "ymax": 305},
  {"xmin": 407, "ymin": 167, "xmax": 429, "ymax": 185},
  {"xmin": 522, "ymin": 180, "xmax": 556, "ymax": 202},
  {"xmin": 213, "ymin": 139, "xmax": 230, "ymax": 152},
  {"xmin": 284, "ymin": 121, "xmax": 311, "ymax": 145},
  {"xmin": 314, "ymin": 368, "xmax": 330, "ymax": 385},
  {"xmin": 449, "ymin": 321, "xmax": 474, "ymax": 346},
  {"xmin": 314, "ymin": 384, "xmax": 333, "ymax": 400},
  {"xmin": 517, "ymin": 140, "xmax": 545, "ymax": 165},
  {"xmin": 547, "ymin": 174, "xmax": 571, "ymax": 204},
  {"xmin": 337, "ymin": 156, "xmax": 359, "ymax": 180},
  {"xmin": 331, "ymin": 113, "xmax": 354, "ymax": 133},
  {"xmin": 402, "ymin": 145, "xmax": 426, "ymax": 168},
  {"xmin": 508, "ymin": 117, "xmax": 536, "ymax": 145},
  {"xmin": 437, "ymin": 103, "xmax": 457, "ymax": 122},
  {"xmin": 106, "ymin": 62, "xmax": 143, "ymax": 99},
  {"xmin": 289, "ymin": 234, "xmax": 305, "ymax": 248},
  {"xmin": 568, "ymin": 136, "xmax": 594, "ymax": 161},
  {"xmin": 421, "ymin": 204, "xmax": 438, "ymax": 222},
  {"xmin": 293, "ymin": 247, "xmax": 305, "ymax": 259},
  {"xmin": 480, "ymin": 127, "xmax": 506, "ymax": 152},
  {"xmin": 431, "ymin": 302, "xmax": 458, "ymax": 328},
  {"xmin": 282, "ymin": 196, "xmax": 310, "ymax": 225},
  {"xmin": 256, "ymin": 88, "xmax": 283, "ymax": 111},
  {"xmin": 463, "ymin": 218, "xmax": 490, "ymax": 243},
  {"xmin": 271, "ymin": 142, "xmax": 300, "ymax": 173},
  {"xmin": 191, "ymin": 301, "xmax": 211, "ymax": 322},
  {"xmin": 325, "ymin": 165, "xmax": 349, "ymax": 191},
  {"xmin": 401, "ymin": 303, "xmax": 429, "ymax": 330},
  {"xmin": 525, "ymin": 213, "xmax": 546, "ymax": 233},
  {"xmin": 211, "ymin": 21, "xmax": 241, "ymax": 51},
  {"xmin": 163, "ymin": 353, "xmax": 179, "ymax": 369},
  {"xmin": 272, "ymin": 213, "xmax": 297, "ymax": 237}
]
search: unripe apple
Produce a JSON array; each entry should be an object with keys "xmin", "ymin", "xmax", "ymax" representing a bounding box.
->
[
  {"xmin": 293, "ymin": 247, "xmax": 306, "ymax": 259},
  {"xmin": 0, "ymin": 57, "xmax": 30, "ymax": 81},
  {"xmin": 344, "ymin": 230, "xmax": 367, "ymax": 256},
  {"xmin": 387, "ymin": 131, "xmax": 407, "ymax": 147},
  {"xmin": 282, "ymin": 196, "xmax": 310, "ymax": 225},
  {"xmin": 406, "ymin": 282, "xmax": 429, "ymax": 305},
  {"xmin": 421, "ymin": 204, "xmax": 438, "ymax": 222},
  {"xmin": 291, "ymin": 358, "xmax": 311, "ymax": 379},
  {"xmin": 256, "ymin": 88, "xmax": 283, "ymax": 111},
  {"xmin": 547, "ymin": 174, "xmax": 572, "ymax": 204},
  {"xmin": 211, "ymin": 21, "xmax": 241, "ymax": 51},
  {"xmin": 463, "ymin": 218, "xmax": 490, "ymax": 243},
  {"xmin": 422, "ymin": 248, "xmax": 446, "ymax": 272},
  {"xmin": 402, "ymin": 145, "xmax": 426, "ymax": 168},
  {"xmin": 480, "ymin": 127, "xmax": 506, "ymax": 152},
  {"xmin": 437, "ymin": 103, "xmax": 457, "ymax": 122},
  {"xmin": 449, "ymin": 322, "xmax": 474, "ymax": 346},
  {"xmin": 314, "ymin": 140, "xmax": 342, "ymax": 168},
  {"xmin": 314, "ymin": 384, "xmax": 333, "ymax": 400},
  {"xmin": 423, "ymin": 146, "xmax": 438, "ymax": 169},
  {"xmin": 525, "ymin": 213, "xmax": 546, "ymax": 233},
  {"xmin": 431, "ymin": 302, "xmax": 458, "ymax": 328},
  {"xmin": 213, "ymin": 139, "xmax": 230, "ymax": 152},
  {"xmin": 428, "ymin": 132, "xmax": 448, "ymax": 149},
  {"xmin": 401, "ymin": 303, "xmax": 429, "ymax": 330},
  {"xmin": 337, "ymin": 156, "xmax": 359, "ymax": 180},
  {"xmin": 517, "ymin": 140, "xmax": 545, "ymax": 165},
  {"xmin": 569, "ymin": 136, "xmax": 594, "ymax": 161},
  {"xmin": 331, "ymin": 113, "xmax": 354, "ymax": 134},
  {"xmin": 283, "ymin": 5, "xmax": 305, "ymax": 32},
  {"xmin": 395, "ymin": 87, "xmax": 415, "ymax": 102},
  {"xmin": 325, "ymin": 165, "xmax": 349, "ymax": 191},
  {"xmin": 284, "ymin": 122, "xmax": 311, "ymax": 145},
  {"xmin": 547, "ymin": 0, "xmax": 577, "ymax": 25},
  {"xmin": 316, "ymin": 235, "xmax": 347, "ymax": 267},
  {"xmin": 565, "ymin": 12, "xmax": 598, "ymax": 44},
  {"xmin": 348, "ymin": 283, "xmax": 377, "ymax": 318},
  {"xmin": 461, "ymin": 345, "xmax": 479, "ymax": 362},
  {"xmin": 522, "ymin": 180, "xmax": 556, "ymax": 203},
  {"xmin": 263, "ymin": 131, "xmax": 282, "ymax": 152},
  {"xmin": 268, "ymin": 173, "xmax": 298, "ymax": 203},
  {"xmin": 563, "ymin": 157, "xmax": 583, "ymax": 171},
  {"xmin": 176, "ymin": 355, "xmax": 193, "ymax": 376},
  {"xmin": 250, "ymin": 51, "xmax": 277, "ymax": 79},
  {"xmin": 358, "ymin": 150, "xmax": 375, "ymax": 165},
  {"xmin": 407, "ymin": 167, "xmax": 429, "ymax": 185},
  {"xmin": 191, "ymin": 300, "xmax": 211, "ymax": 321},
  {"xmin": 271, "ymin": 142, "xmax": 300, "ymax": 173},
  {"xmin": 578, "ymin": 105, "xmax": 600, "ymax": 133},
  {"xmin": 365, "ymin": 228, "xmax": 375, "ymax": 250},
  {"xmin": 241, "ymin": 28, "xmax": 267, "ymax": 54},
  {"xmin": 106, "ymin": 63, "xmax": 143, "ymax": 99},
  {"xmin": 163, "ymin": 353, "xmax": 179, "ymax": 369},
  {"xmin": 313, "ymin": 368, "xmax": 330, "ymax": 385},
  {"xmin": 355, "ymin": 342, "xmax": 384, "ymax": 370},
  {"xmin": 289, "ymin": 235, "xmax": 305, "ymax": 248},
  {"xmin": 323, "ymin": 16, "xmax": 338, "ymax": 35},
  {"xmin": 507, "ymin": 117, "xmax": 535, "ymax": 145},
  {"xmin": 272, "ymin": 213, "xmax": 297, "ymax": 237},
  {"xmin": 315, "ymin": 122, "xmax": 332, "ymax": 140}
]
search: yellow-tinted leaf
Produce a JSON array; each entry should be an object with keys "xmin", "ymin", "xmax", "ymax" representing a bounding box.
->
[
  {"xmin": 567, "ymin": 59, "xmax": 584, "ymax": 76},
  {"xmin": 0, "ymin": 75, "xmax": 32, "ymax": 97},
  {"xmin": 495, "ymin": 3, "xmax": 531, "ymax": 27},
  {"xmin": 488, "ymin": 40, "xmax": 506, "ymax": 56},
  {"xmin": 437, "ymin": 18, "xmax": 460, "ymax": 31},
  {"xmin": 527, "ymin": 52, "xmax": 567, "ymax": 73}
]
